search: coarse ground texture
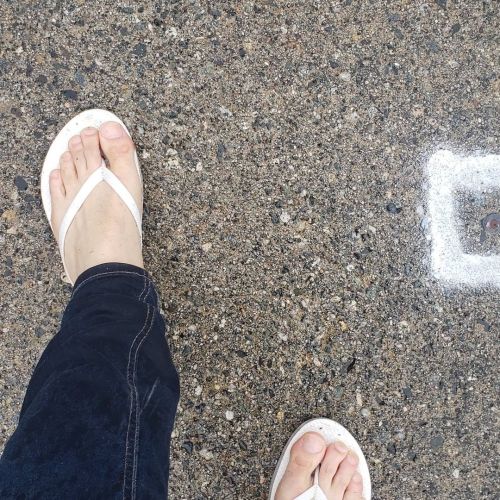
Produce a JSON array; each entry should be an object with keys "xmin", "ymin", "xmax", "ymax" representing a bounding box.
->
[{"xmin": 0, "ymin": 1, "xmax": 499, "ymax": 499}]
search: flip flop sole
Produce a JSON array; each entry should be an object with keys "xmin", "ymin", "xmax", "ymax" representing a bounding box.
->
[{"xmin": 41, "ymin": 109, "xmax": 139, "ymax": 227}]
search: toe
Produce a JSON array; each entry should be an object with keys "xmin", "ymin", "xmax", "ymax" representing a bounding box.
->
[
  {"xmin": 330, "ymin": 451, "xmax": 359, "ymax": 498},
  {"xmin": 99, "ymin": 121, "xmax": 141, "ymax": 206},
  {"xmin": 318, "ymin": 441, "xmax": 348, "ymax": 492},
  {"xmin": 59, "ymin": 151, "xmax": 77, "ymax": 191},
  {"xmin": 275, "ymin": 432, "xmax": 326, "ymax": 500},
  {"xmin": 49, "ymin": 168, "xmax": 65, "ymax": 199},
  {"xmin": 80, "ymin": 127, "xmax": 103, "ymax": 171},
  {"xmin": 98, "ymin": 121, "xmax": 136, "ymax": 168},
  {"xmin": 49, "ymin": 169, "xmax": 66, "ymax": 232},
  {"xmin": 68, "ymin": 135, "xmax": 87, "ymax": 177},
  {"xmin": 343, "ymin": 471, "xmax": 364, "ymax": 499}
]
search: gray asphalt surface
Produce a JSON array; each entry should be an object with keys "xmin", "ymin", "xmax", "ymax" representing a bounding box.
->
[{"xmin": 0, "ymin": 1, "xmax": 498, "ymax": 499}]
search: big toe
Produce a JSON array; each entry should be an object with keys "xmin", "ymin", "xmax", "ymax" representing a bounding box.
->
[
  {"xmin": 275, "ymin": 432, "xmax": 326, "ymax": 500},
  {"xmin": 98, "ymin": 121, "xmax": 141, "ymax": 203},
  {"xmin": 99, "ymin": 121, "xmax": 136, "ymax": 168}
]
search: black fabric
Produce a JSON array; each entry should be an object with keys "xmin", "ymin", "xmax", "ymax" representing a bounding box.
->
[{"xmin": 0, "ymin": 263, "xmax": 180, "ymax": 499}]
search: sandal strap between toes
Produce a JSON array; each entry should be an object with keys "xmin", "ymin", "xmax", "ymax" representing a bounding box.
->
[
  {"xmin": 293, "ymin": 468, "xmax": 328, "ymax": 500},
  {"xmin": 58, "ymin": 162, "xmax": 142, "ymax": 270}
]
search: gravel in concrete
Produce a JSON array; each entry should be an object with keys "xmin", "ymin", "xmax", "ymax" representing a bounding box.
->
[{"xmin": 0, "ymin": 1, "xmax": 498, "ymax": 498}]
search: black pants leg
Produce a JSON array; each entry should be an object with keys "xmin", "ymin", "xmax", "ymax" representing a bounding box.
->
[{"xmin": 0, "ymin": 263, "xmax": 180, "ymax": 499}]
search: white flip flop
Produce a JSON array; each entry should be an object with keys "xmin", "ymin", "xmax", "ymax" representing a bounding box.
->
[
  {"xmin": 269, "ymin": 418, "xmax": 371, "ymax": 500},
  {"xmin": 40, "ymin": 109, "xmax": 142, "ymax": 285}
]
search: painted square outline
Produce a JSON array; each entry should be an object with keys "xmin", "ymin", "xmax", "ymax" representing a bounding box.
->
[{"xmin": 427, "ymin": 150, "xmax": 500, "ymax": 287}]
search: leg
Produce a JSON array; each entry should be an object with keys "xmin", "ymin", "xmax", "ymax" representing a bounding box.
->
[
  {"xmin": 0, "ymin": 266, "xmax": 179, "ymax": 499},
  {"xmin": 0, "ymin": 118, "xmax": 180, "ymax": 499}
]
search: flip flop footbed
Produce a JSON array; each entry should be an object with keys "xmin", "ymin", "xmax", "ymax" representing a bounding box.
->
[{"xmin": 41, "ymin": 109, "xmax": 142, "ymax": 284}]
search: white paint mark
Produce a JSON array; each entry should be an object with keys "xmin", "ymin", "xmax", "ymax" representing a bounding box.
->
[{"xmin": 427, "ymin": 150, "xmax": 500, "ymax": 287}]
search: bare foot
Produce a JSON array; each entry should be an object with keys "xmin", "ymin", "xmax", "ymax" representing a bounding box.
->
[
  {"xmin": 275, "ymin": 432, "xmax": 364, "ymax": 500},
  {"xmin": 49, "ymin": 122, "xmax": 143, "ymax": 283}
]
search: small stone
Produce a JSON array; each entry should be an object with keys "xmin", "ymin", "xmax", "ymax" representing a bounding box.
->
[
  {"xmin": 225, "ymin": 410, "xmax": 234, "ymax": 421},
  {"xmin": 218, "ymin": 106, "xmax": 233, "ymax": 118},
  {"xmin": 339, "ymin": 71, "xmax": 351, "ymax": 81},
  {"xmin": 1, "ymin": 209, "xmax": 17, "ymax": 223},
  {"xmin": 280, "ymin": 211, "xmax": 291, "ymax": 223},
  {"xmin": 199, "ymin": 448, "xmax": 214, "ymax": 460},
  {"xmin": 430, "ymin": 435, "xmax": 444, "ymax": 450},
  {"xmin": 132, "ymin": 43, "xmax": 147, "ymax": 57},
  {"xmin": 361, "ymin": 408, "xmax": 370, "ymax": 417},
  {"xmin": 34, "ymin": 327, "xmax": 44, "ymax": 338},
  {"xmin": 195, "ymin": 385, "xmax": 202, "ymax": 396},
  {"xmin": 386, "ymin": 202, "xmax": 402, "ymax": 214},
  {"xmin": 435, "ymin": 0, "xmax": 446, "ymax": 7},
  {"xmin": 216, "ymin": 142, "xmax": 226, "ymax": 161},
  {"xmin": 356, "ymin": 392, "xmax": 363, "ymax": 407},
  {"xmin": 342, "ymin": 357, "xmax": 356, "ymax": 374},
  {"xmin": 181, "ymin": 441, "xmax": 193, "ymax": 454},
  {"xmin": 62, "ymin": 89, "xmax": 78, "ymax": 100},
  {"xmin": 452, "ymin": 468, "xmax": 460, "ymax": 479},
  {"xmin": 14, "ymin": 176, "xmax": 28, "ymax": 191},
  {"xmin": 402, "ymin": 387, "xmax": 412, "ymax": 399},
  {"xmin": 427, "ymin": 40, "xmax": 440, "ymax": 54},
  {"xmin": 74, "ymin": 70, "xmax": 86, "ymax": 87},
  {"xmin": 276, "ymin": 410, "xmax": 284, "ymax": 422},
  {"xmin": 201, "ymin": 242, "xmax": 212, "ymax": 252}
]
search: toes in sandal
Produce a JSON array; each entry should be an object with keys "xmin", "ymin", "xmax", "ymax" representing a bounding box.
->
[
  {"xmin": 40, "ymin": 109, "xmax": 142, "ymax": 285},
  {"xmin": 269, "ymin": 418, "xmax": 371, "ymax": 500}
]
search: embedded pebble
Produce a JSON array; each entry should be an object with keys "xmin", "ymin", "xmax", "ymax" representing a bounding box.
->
[
  {"xmin": 280, "ymin": 211, "xmax": 291, "ymax": 223},
  {"xmin": 14, "ymin": 176, "xmax": 28, "ymax": 191},
  {"xmin": 199, "ymin": 448, "xmax": 214, "ymax": 460}
]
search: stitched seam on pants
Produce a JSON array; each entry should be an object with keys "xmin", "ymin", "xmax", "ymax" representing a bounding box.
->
[
  {"xmin": 122, "ymin": 304, "xmax": 152, "ymax": 500},
  {"xmin": 130, "ymin": 277, "xmax": 151, "ymax": 493},
  {"xmin": 72, "ymin": 271, "xmax": 148, "ymax": 297},
  {"xmin": 138, "ymin": 272, "xmax": 148, "ymax": 303},
  {"xmin": 131, "ymin": 308, "xmax": 154, "ymax": 495}
]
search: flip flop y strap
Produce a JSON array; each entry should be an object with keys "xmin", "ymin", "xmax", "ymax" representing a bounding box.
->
[
  {"xmin": 58, "ymin": 162, "xmax": 142, "ymax": 266},
  {"xmin": 293, "ymin": 468, "xmax": 328, "ymax": 500}
]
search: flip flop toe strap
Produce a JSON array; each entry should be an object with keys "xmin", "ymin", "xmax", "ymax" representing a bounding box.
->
[
  {"xmin": 293, "ymin": 468, "xmax": 328, "ymax": 500},
  {"xmin": 58, "ymin": 163, "xmax": 142, "ymax": 270}
]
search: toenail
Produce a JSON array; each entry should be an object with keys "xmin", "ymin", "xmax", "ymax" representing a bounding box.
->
[
  {"xmin": 334, "ymin": 441, "xmax": 348, "ymax": 454},
  {"xmin": 81, "ymin": 127, "xmax": 97, "ymax": 136},
  {"xmin": 50, "ymin": 169, "xmax": 60, "ymax": 179},
  {"xmin": 346, "ymin": 452, "xmax": 358, "ymax": 466},
  {"xmin": 302, "ymin": 433, "xmax": 325, "ymax": 454},
  {"xmin": 100, "ymin": 122, "xmax": 123, "ymax": 139},
  {"xmin": 69, "ymin": 135, "xmax": 82, "ymax": 146}
]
